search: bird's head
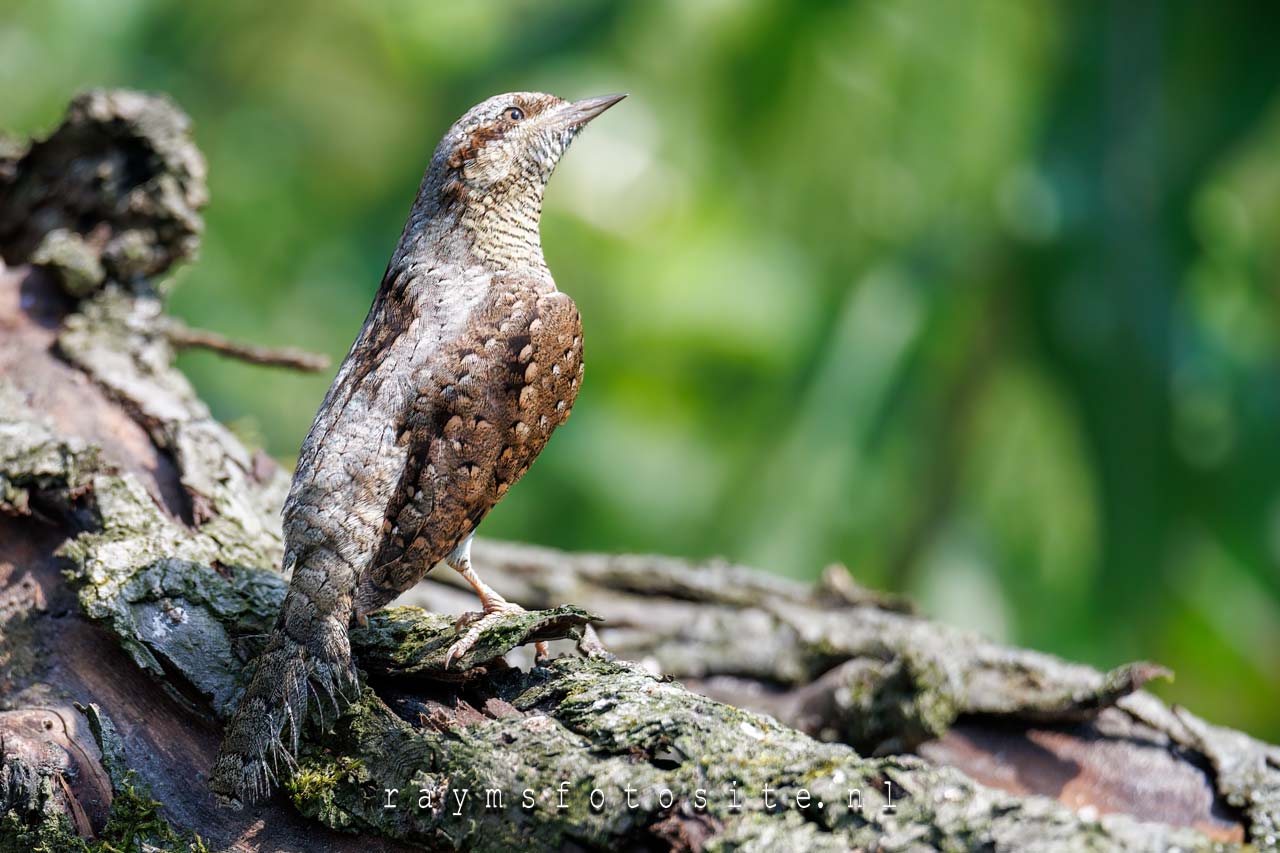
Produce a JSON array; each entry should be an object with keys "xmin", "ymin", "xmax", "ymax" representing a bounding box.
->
[{"xmin": 427, "ymin": 91, "xmax": 625, "ymax": 212}]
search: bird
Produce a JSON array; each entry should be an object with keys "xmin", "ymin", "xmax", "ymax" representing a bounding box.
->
[{"xmin": 209, "ymin": 90, "xmax": 624, "ymax": 807}]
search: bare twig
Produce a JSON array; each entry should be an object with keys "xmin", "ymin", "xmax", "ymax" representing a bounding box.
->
[{"xmin": 164, "ymin": 320, "xmax": 329, "ymax": 372}]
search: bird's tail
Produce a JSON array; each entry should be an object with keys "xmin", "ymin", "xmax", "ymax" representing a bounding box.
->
[{"xmin": 209, "ymin": 547, "xmax": 359, "ymax": 808}]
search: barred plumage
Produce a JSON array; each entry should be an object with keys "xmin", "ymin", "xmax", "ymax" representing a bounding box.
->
[{"xmin": 210, "ymin": 91, "xmax": 623, "ymax": 807}]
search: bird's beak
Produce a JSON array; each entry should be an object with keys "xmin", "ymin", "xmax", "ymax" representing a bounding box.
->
[{"xmin": 555, "ymin": 93, "xmax": 627, "ymax": 130}]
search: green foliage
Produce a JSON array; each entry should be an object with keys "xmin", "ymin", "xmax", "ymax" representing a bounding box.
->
[{"xmin": 3, "ymin": 0, "xmax": 1278, "ymax": 740}]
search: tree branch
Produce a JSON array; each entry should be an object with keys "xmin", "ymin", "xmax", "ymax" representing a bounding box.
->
[{"xmin": 163, "ymin": 320, "xmax": 330, "ymax": 372}]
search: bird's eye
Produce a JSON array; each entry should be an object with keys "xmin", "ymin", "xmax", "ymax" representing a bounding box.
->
[{"xmin": 505, "ymin": 107, "xmax": 525, "ymax": 122}]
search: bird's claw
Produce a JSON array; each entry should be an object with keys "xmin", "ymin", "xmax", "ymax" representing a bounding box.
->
[{"xmin": 442, "ymin": 600, "xmax": 539, "ymax": 670}]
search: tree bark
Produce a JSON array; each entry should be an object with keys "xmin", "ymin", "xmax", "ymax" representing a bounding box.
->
[{"xmin": 1, "ymin": 90, "xmax": 1277, "ymax": 853}]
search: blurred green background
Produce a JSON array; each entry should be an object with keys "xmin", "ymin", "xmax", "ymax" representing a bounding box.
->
[{"xmin": 3, "ymin": 0, "xmax": 1278, "ymax": 740}]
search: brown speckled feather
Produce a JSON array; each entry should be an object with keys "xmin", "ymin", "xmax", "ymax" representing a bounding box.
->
[{"xmin": 361, "ymin": 279, "xmax": 583, "ymax": 612}]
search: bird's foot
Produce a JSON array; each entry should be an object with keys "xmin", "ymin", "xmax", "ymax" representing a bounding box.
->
[{"xmin": 443, "ymin": 601, "xmax": 549, "ymax": 669}]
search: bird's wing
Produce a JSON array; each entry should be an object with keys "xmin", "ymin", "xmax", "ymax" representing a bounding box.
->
[
  {"xmin": 363, "ymin": 277, "xmax": 584, "ymax": 605},
  {"xmin": 281, "ymin": 260, "xmax": 483, "ymax": 576}
]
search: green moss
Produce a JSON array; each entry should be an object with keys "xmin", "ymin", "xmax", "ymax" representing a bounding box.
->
[
  {"xmin": 286, "ymin": 754, "xmax": 366, "ymax": 829},
  {"xmin": 353, "ymin": 604, "xmax": 597, "ymax": 675},
  {"xmin": 0, "ymin": 808, "xmax": 87, "ymax": 853},
  {"xmin": 1, "ymin": 773, "xmax": 209, "ymax": 853},
  {"xmin": 94, "ymin": 774, "xmax": 211, "ymax": 853}
]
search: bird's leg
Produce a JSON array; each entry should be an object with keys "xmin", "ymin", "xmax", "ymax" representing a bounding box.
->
[{"xmin": 443, "ymin": 536, "xmax": 548, "ymax": 668}]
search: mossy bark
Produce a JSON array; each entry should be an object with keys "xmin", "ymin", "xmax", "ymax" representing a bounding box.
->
[{"xmin": 1, "ymin": 90, "xmax": 1277, "ymax": 852}]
